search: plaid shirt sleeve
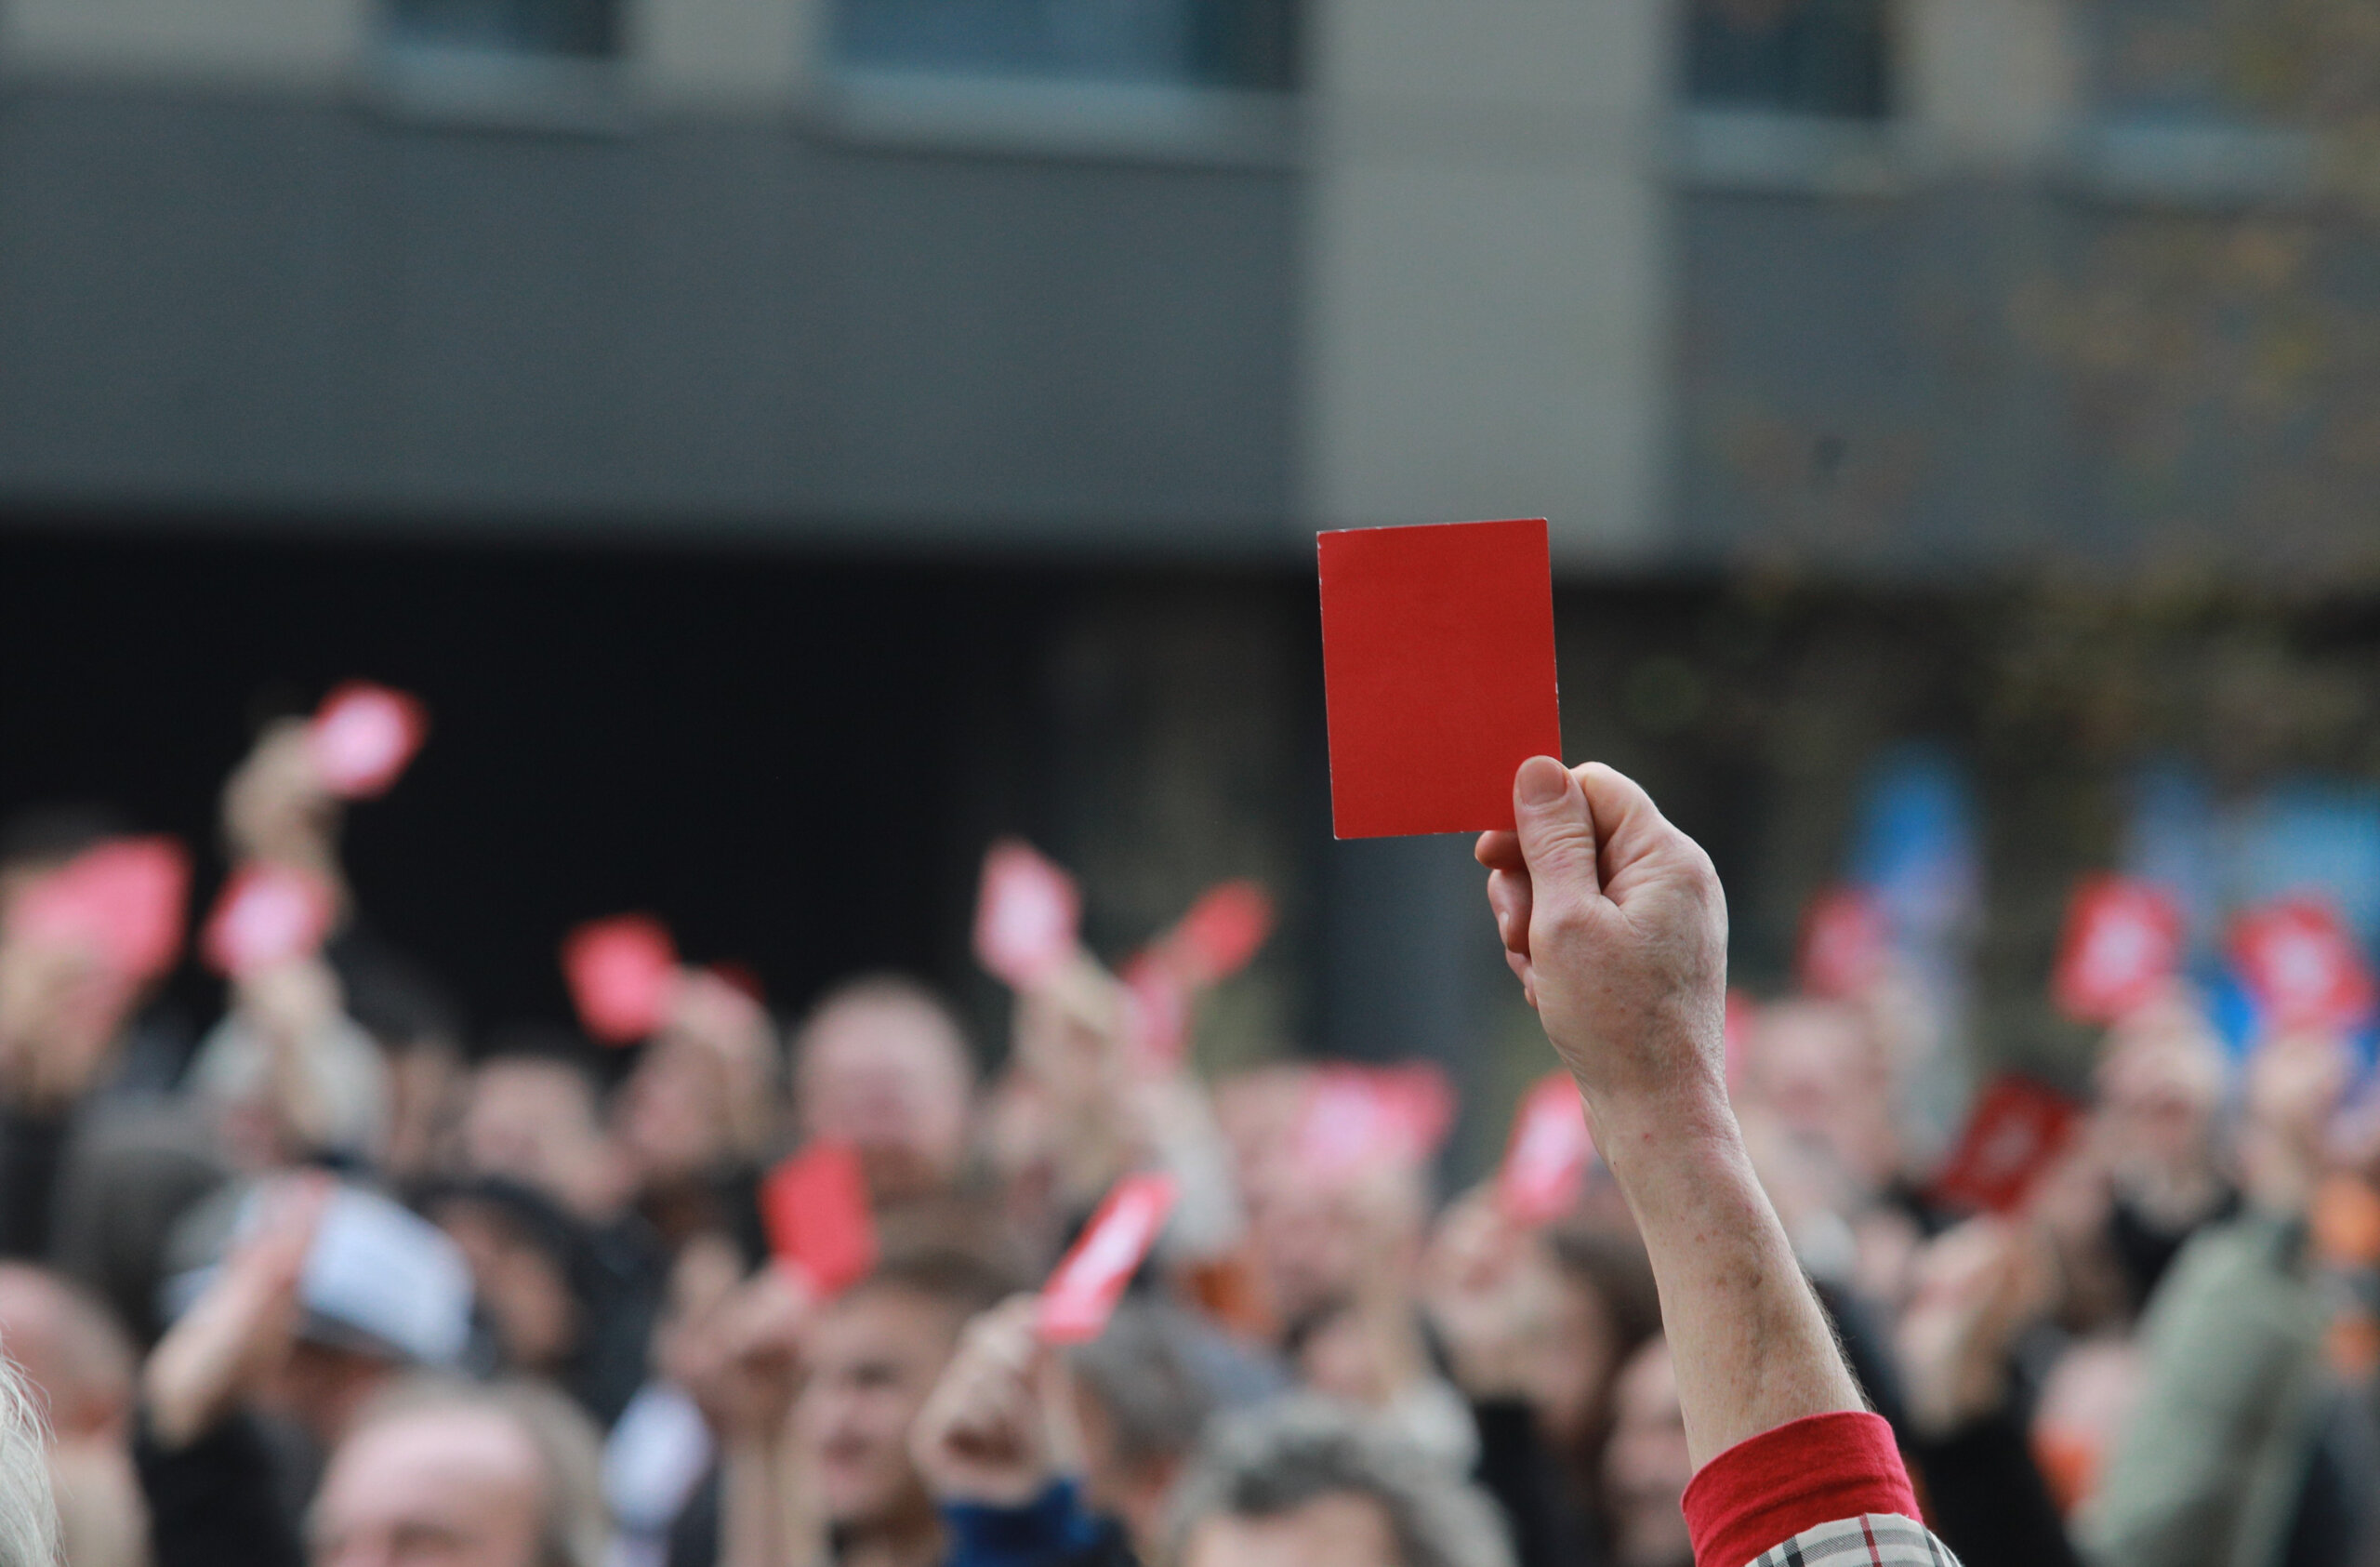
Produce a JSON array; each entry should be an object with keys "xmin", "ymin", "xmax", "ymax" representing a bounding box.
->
[{"xmin": 1736, "ymin": 1512, "xmax": 1964, "ymax": 1567}]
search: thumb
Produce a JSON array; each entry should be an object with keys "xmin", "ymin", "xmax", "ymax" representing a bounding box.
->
[{"xmin": 1512, "ymin": 757, "xmax": 1601, "ymax": 907}]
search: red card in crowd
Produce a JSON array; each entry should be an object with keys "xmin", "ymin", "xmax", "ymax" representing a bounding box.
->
[
  {"xmin": 310, "ymin": 682, "xmax": 430, "ymax": 800},
  {"xmin": 1796, "ymin": 886, "xmax": 1888, "ymax": 1000},
  {"xmin": 1039, "ymin": 1172, "xmax": 1178, "ymax": 1344},
  {"xmin": 1160, "ymin": 881, "xmax": 1275, "ymax": 986},
  {"xmin": 1722, "ymin": 989, "xmax": 1756, "ymax": 1091},
  {"xmin": 1929, "ymin": 1075, "xmax": 2079, "ymax": 1215},
  {"xmin": 562, "ymin": 915, "xmax": 681, "ymax": 1045},
  {"xmin": 972, "ymin": 840, "xmax": 1080, "ymax": 990},
  {"xmin": 1121, "ymin": 952, "xmax": 1191, "ymax": 1071},
  {"xmin": 1317, "ymin": 519, "xmax": 1564, "ymax": 839},
  {"xmin": 760, "ymin": 1140, "xmax": 879, "ymax": 1298},
  {"xmin": 2231, "ymin": 896, "xmax": 2377, "ymax": 1034},
  {"xmin": 9, "ymin": 836, "xmax": 191, "ymax": 982},
  {"xmin": 202, "ymin": 864, "xmax": 336, "ymax": 978},
  {"xmin": 2054, "ymin": 876, "xmax": 2184, "ymax": 1023},
  {"xmin": 1290, "ymin": 1062, "xmax": 1457, "ymax": 1179},
  {"xmin": 1497, "ymin": 1071, "xmax": 1594, "ymax": 1226}
]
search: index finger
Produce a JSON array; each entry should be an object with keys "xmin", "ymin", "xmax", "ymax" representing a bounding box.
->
[{"xmin": 1475, "ymin": 830, "xmax": 1523, "ymax": 871}]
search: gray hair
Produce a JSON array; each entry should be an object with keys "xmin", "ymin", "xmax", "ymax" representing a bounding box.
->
[
  {"xmin": 340, "ymin": 1376, "xmax": 609, "ymax": 1567},
  {"xmin": 0, "ymin": 1354, "xmax": 60, "ymax": 1567},
  {"xmin": 1065, "ymin": 1301, "xmax": 1281, "ymax": 1467},
  {"xmin": 1163, "ymin": 1398, "xmax": 1512, "ymax": 1567}
]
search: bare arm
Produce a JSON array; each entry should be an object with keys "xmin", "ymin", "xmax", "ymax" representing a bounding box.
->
[{"xmin": 1477, "ymin": 757, "xmax": 1863, "ymax": 1468}]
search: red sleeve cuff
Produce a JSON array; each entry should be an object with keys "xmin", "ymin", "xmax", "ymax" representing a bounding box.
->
[{"xmin": 1681, "ymin": 1411, "xmax": 1919, "ymax": 1567}]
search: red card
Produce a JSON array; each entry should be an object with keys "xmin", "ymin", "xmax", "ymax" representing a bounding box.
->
[
  {"xmin": 1796, "ymin": 886, "xmax": 1889, "ymax": 1000},
  {"xmin": 202, "ymin": 865, "xmax": 336, "ymax": 978},
  {"xmin": 1120, "ymin": 952, "xmax": 1191, "ymax": 1071},
  {"xmin": 2231, "ymin": 896, "xmax": 2377, "ymax": 1033},
  {"xmin": 9, "ymin": 836, "xmax": 191, "ymax": 982},
  {"xmin": 1038, "ymin": 1172, "xmax": 1178, "ymax": 1344},
  {"xmin": 1290, "ymin": 1062, "xmax": 1456, "ymax": 1179},
  {"xmin": 310, "ymin": 682, "xmax": 430, "ymax": 800},
  {"xmin": 1317, "ymin": 519, "xmax": 1564, "ymax": 839},
  {"xmin": 760, "ymin": 1140, "xmax": 879, "ymax": 1298},
  {"xmin": 1159, "ymin": 881, "xmax": 1275, "ymax": 986},
  {"xmin": 972, "ymin": 840, "xmax": 1081, "ymax": 990},
  {"xmin": 1497, "ymin": 1071, "xmax": 1594, "ymax": 1226},
  {"xmin": 1929, "ymin": 1075, "xmax": 2080, "ymax": 1215},
  {"xmin": 2054, "ymin": 876, "xmax": 2184, "ymax": 1024},
  {"xmin": 562, "ymin": 915, "xmax": 681, "ymax": 1045}
]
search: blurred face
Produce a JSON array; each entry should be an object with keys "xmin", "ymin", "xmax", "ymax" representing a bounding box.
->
[
  {"xmin": 1182, "ymin": 1494, "xmax": 1400, "ymax": 1567},
  {"xmin": 795, "ymin": 997, "xmax": 973, "ymax": 1203},
  {"xmin": 462, "ymin": 1060, "xmax": 625, "ymax": 1223},
  {"xmin": 793, "ymin": 1284, "xmax": 959, "ymax": 1532},
  {"xmin": 615, "ymin": 1034, "xmax": 734, "ymax": 1186},
  {"xmin": 1527, "ymin": 1258, "xmax": 1620, "ymax": 1452},
  {"xmin": 0, "ymin": 1267, "xmax": 126, "ymax": 1441},
  {"xmin": 1603, "ymin": 1342, "xmax": 1692, "ymax": 1567},
  {"xmin": 311, "ymin": 1407, "xmax": 547, "ymax": 1567},
  {"xmin": 1746, "ymin": 1003, "xmax": 1897, "ymax": 1192},
  {"xmin": 434, "ymin": 1202, "xmax": 577, "ymax": 1374},
  {"xmin": 2096, "ymin": 1012, "xmax": 2224, "ymax": 1204}
]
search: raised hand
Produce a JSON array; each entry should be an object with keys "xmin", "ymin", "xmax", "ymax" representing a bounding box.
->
[
  {"xmin": 142, "ymin": 1175, "xmax": 330, "ymax": 1448},
  {"xmin": 1475, "ymin": 757, "xmax": 1729, "ymax": 1135},
  {"xmin": 908, "ymin": 1295, "xmax": 1058, "ymax": 1507}
]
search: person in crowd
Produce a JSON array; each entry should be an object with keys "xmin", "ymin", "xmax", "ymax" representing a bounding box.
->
[
  {"xmin": 0, "ymin": 1348, "xmax": 62, "ymax": 1567},
  {"xmin": 908, "ymin": 1292, "xmax": 1282, "ymax": 1567},
  {"xmin": 791, "ymin": 977, "xmax": 978, "ymax": 1212},
  {"xmin": 1163, "ymin": 1398, "xmax": 1513, "ymax": 1567},
  {"xmin": 613, "ymin": 971, "xmax": 784, "ymax": 1254},
  {"xmin": 0, "ymin": 1263, "xmax": 149, "ymax": 1567},
  {"xmin": 454, "ymin": 1031, "xmax": 634, "ymax": 1229},
  {"xmin": 1598, "ymin": 1341, "xmax": 1691, "ymax": 1567},
  {"xmin": 666, "ymin": 1244, "xmax": 1017, "ymax": 1567}
]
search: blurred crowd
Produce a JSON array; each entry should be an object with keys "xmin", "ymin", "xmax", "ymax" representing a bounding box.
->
[{"xmin": 2, "ymin": 696, "xmax": 2378, "ymax": 1567}]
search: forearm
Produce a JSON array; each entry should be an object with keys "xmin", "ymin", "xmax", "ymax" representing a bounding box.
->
[{"xmin": 1592, "ymin": 1089, "xmax": 1863, "ymax": 1469}]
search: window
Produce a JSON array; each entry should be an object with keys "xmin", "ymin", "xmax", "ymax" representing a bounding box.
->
[
  {"xmin": 384, "ymin": 0, "xmax": 623, "ymax": 59},
  {"xmin": 1686, "ymin": 0, "xmax": 1890, "ymax": 120},
  {"xmin": 832, "ymin": 0, "xmax": 1297, "ymax": 91}
]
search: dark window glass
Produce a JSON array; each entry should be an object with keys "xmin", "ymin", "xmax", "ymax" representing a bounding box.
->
[
  {"xmin": 833, "ymin": 0, "xmax": 1297, "ymax": 91},
  {"xmin": 1686, "ymin": 0, "xmax": 1890, "ymax": 120},
  {"xmin": 386, "ymin": 0, "xmax": 623, "ymax": 57}
]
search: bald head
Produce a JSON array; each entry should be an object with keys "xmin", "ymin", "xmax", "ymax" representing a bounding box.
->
[{"xmin": 793, "ymin": 977, "xmax": 975, "ymax": 1203}]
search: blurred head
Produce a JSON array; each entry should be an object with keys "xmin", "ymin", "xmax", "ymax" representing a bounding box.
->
[
  {"xmin": 793, "ymin": 1248, "xmax": 1010, "ymax": 1538},
  {"xmin": 1065, "ymin": 1301, "xmax": 1279, "ymax": 1558},
  {"xmin": 792, "ymin": 976, "xmax": 976, "ymax": 1204},
  {"xmin": 310, "ymin": 1377, "xmax": 606, "ymax": 1567},
  {"xmin": 613, "ymin": 1033, "xmax": 751, "ymax": 1189},
  {"xmin": 1532, "ymin": 1228, "xmax": 1660, "ymax": 1454},
  {"xmin": 460, "ymin": 1035, "xmax": 628, "ymax": 1225},
  {"xmin": 1742, "ymin": 1001, "xmax": 1899, "ymax": 1194},
  {"xmin": 1252, "ymin": 1161, "xmax": 1429, "ymax": 1333},
  {"xmin": 0, "ymin": 1265, "xmax": 135, "ymax": 1442},
  {"xmin": 1168, "ymin": 1400, "xmax": 1512, "ymax": 1567},
  {"xmin": 426, "ymin": 1184, "xmax": 585, "ymax": 1378},
  {"xmin": 2095, "ymin": 996, "xmax": 2227, "ymax": 1214},
  {"xmin": 1602, "ymin": 1340, "xmax": 1691, "ymax": 1567}
]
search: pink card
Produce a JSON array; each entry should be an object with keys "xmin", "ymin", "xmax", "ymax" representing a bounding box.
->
[
  {"xmin": 2054, "ymin": 876, "xmax": 2184, "ymax": 1024},
  {"xmin": 9, "ymin": 836, "xmax": 191, "ymax": 982},
  {"xmin": 1290, "ymin": 1062, "xmax": 1456, "ymax": 1179},
  {"xmin": 562, "ymin": 915, "xmax": 681, "ymax": 1046},
  {"xmin": 1038, "ymin": 1172, "xmax": 1178, "ymax": 1345},
  {"xmin": 1928, "ymin": 1076, "xmax": 2079, "ymax": 1215},
  {"xmin": 1317, "ymin": 519, "xmax": 1564, "ymax": 839},
  {"xmin": 1120, "ymin": 952, "xmax": 1190, "ymax": 1071},
  {"xmin": 1159, "ymin": 881, "xmax": 1275, "ymax": 986},
  {"xmin": 1496, "ymin": 1071, "xmax": 1594, "ymax": 1226},
  {"xmin": 760, "ymin": 1140, "xmax": 879, "ymax": 1298},
  {"xmin": 310, "ymin": 682, "xmax": 430, "ymax": 800},
  {"xmin": 1796, "ymin": 886, "xmax": 1888, "ymax": 1000},
  {"xmin": 2231, "ymin": 896, "xmax": 2377, "ymax": 1033},
  {"xmin": 972, "ymin": 840, "xmax": 1081, "ymax": 990},
  {"xmin": 202, "ymin": 865, "xmax": 336, "ymax": 978}
]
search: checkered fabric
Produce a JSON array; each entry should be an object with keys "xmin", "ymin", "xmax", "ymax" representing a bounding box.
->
[{"xmin": 1738, "ymin": 1513, "xmax": 1963, "ymax": 1567}]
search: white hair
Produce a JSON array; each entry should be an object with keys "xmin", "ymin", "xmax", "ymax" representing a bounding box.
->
[{"xmin": 0, "ymin": 1355, "xmax": 60, "ymax": 1567}]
